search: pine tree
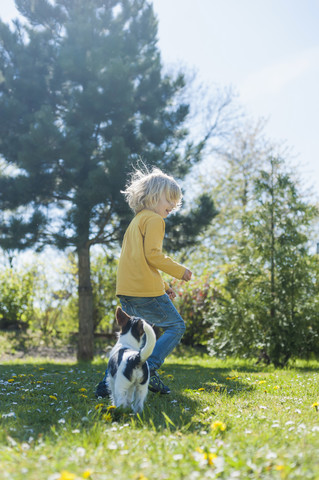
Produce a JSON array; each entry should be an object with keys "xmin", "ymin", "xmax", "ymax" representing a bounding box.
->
[
  {"xmin": 209, "ymin": 156, "xmax": 319, "ymax": 366},
  {"xmin": 0, "ymin": 0, "xmax": 220, "ymax": 359}
]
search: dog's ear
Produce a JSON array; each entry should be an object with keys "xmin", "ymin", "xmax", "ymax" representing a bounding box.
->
[
  {"xmin": 116, "ymin": 306, "xmax": 131, "ymax": 328},
  {"xmin": 137, "ymin": 319, "xmax": 145, "ymax": 337}
]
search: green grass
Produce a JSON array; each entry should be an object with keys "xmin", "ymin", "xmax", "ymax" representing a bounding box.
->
[{"xmin": 1, "ymin": 352, "xmax": 319, "ymax": 480}]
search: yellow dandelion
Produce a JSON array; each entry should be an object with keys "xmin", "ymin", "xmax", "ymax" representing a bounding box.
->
[
  {"xmin": 39, "ymin": 367, "xmax": 44, "ymax": 371},
  {"xmin": 198, "ymin": 388, "xmax": 205, "ymax": 391},
  {"xmin": 258, "ymin": 380, "xmax": 266, "ymax": 384},
  {"xmin": 58, "ymin": 471, "xmax": 76, "ymax": 480},
  {"xmin": 8, "ymin": 379, "xmax": 15, "ymax": 383},
  {"xmin": 82, "ymin": 470, "xmax": 93, "ymax": 479},
  {"xmin": 211, "ymin": 421, "xmax": 226, "ymax": 432},
  {"xmin": 49, "ymin": 395, "xmax": 57, "ymax": 401},
  {"xmin": 134, "ymin": 474, "xmax": 148, "ymax": 480},
  {"xmin": 80, "ymin": 394, "xmax": 88, "ymax": 398},
  {"xmin": 273, "ymin": 386, "xmax": 280, "ymax": 390},
  {"xmin": 204, "ymin": 452, "xmax": 217, "ymax": 466},
  {"xmin": 95, "ymin": 403, "xmax": 104, "ymax": 410},
  {"xmin": 79, "ymin": 388, "xmax": 87, "ymax": 392},
  {"xmin": 166, "ymin": 374, "xmax": 174, "ymax": 379},
  {"xmin": 107, "ymin": 405, "xmax": 117, "ymax": 411},
  {"xmin": 311, "ymin": 402, "xmax": 319, "ymax": 411},
  {"xmin": 275, "ymin": 465, "xmax": 285, "ymax": 471},
  {"xmin": 102, "ymin": 413, "xmax": 112, "ymax": 422},
  {"xmin": 71, "ymin": 381, "xmax": 78, "ymax": 385}
]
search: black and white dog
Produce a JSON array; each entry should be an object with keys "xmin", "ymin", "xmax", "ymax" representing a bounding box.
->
[{"xmin": 107, "ymin": 307, "xmax": 156, "ymax": 413}]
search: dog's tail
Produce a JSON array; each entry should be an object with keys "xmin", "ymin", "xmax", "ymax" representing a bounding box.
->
[{"xmin": 139, "ymin": 320, "xmax": 156, "ymax": 364}]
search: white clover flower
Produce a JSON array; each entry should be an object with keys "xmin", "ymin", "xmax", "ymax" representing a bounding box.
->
[
  {"xmin": 2, "ymin": 412, "xmax": 16, "ymax": 419},
  {"xmin": 75, "ymin": 447, "xmax": 86, "ymax": 457},
  {"xmin": 173, "ymin": 454, "xmax": 184, "ymax": 461},
  {"xmin": 266, "ymin": 452, "xmax": 277, "ymax": 460},
  {"xmin": 107, "ymin": 442, "xmax": 118, "ymax": 450}
]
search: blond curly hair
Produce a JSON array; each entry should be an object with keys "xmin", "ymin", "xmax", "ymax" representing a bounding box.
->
[{"xmin": 122, "ymin": 167, "xmax": 182, "ymax": 214}]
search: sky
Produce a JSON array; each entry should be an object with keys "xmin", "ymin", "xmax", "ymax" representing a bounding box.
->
[
  {"xmin": 1, "ymin": 0, "xmax": 319, "ymax": 194},
  {"xmin": 152, "ymin": 0, "xmax": 319, "ymax": 196}
]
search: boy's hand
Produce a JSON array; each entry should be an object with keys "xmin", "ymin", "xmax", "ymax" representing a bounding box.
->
[
  {"xmin": 182, "ymin": 268, "xmax": 192, "ymax": 282},
  {"xmin": 166, "ymin": 287, "xmax": 176, "ymax": 300}
]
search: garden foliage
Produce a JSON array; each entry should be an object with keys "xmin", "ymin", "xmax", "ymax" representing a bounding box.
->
[
  {"xmin": 205, "ymin": 156, "xmax": 319, "ymax": 366},
  {"xmin": 171, "ymin": 276, "xmax": 217, "ymax": 347},
  {"xmin": 0, "ymin": 266, "xmax": 35, "ymax": 330}
]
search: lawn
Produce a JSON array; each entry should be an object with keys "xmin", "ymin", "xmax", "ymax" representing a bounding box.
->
[{"xmin": 1, "ymin": 352, "xmax": 319, "ymax": 480}]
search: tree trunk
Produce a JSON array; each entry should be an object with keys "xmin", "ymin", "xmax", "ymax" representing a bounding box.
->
[{"xmin": 77, "ymin": 244, "xmax": 94, "ymax": 361}]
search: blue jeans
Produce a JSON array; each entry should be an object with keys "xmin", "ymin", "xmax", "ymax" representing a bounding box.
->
[{"xmin": 117, "ymin": 294, "xmax": 186, "ymax": 371}]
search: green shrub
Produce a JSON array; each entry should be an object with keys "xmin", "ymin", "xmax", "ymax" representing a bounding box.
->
[
  {"xmin": 208, "ymin": 256, "xmax": 319, "ymax": 367},
  {"xmin": 0, "ymin": 267, "xmax": 35, "ymax": 330},
  {"xmin": 91, "ymin": 252, "xmax": 118, "ymax": 333},
  {"xmin": 171, "ymin": 276, "xmax": 218, "ymax": 347}
]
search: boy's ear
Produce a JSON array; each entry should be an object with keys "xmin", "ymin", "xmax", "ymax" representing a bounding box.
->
[{"xmin": 116, "ymin": 306, "xmax": 131, "ymax": 328}]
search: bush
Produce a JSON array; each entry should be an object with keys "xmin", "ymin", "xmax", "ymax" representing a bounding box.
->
[
  {"xmin": 91, "ymin": 252, "xmax": 118, "ymax": 333},
  {"xmin": 207, "ymin": 256, "xmax": 319, "ymax": 367},
  {"xmin": 171, "ymin": 275, "xmax": 219, "ymax": 347},
  {"xmin": 30, "ymin": 251, "xmax": 118, "ymax": 338},
  {"xmin": 0, "ymin": 266, "xmax": 36, "ymax": 330}
]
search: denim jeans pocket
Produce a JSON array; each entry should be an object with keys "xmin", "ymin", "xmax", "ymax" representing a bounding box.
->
[
  {"xmin": 120, "ymin": 296, "xmax": 168, "ymax": 324},
  {"xmin": 119, "ymin": 298, "xmax": 131, "ymax": 315}
]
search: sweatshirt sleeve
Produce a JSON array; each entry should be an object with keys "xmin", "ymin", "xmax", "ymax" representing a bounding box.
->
[{"xmin": 143, "ymin": 214, "xmax": 186, "ymax": 279}]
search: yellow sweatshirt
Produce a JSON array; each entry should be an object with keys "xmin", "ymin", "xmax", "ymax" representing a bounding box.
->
[{"xmin": 116, "ymin": 209, "xmax": 186, "ymax": 297}]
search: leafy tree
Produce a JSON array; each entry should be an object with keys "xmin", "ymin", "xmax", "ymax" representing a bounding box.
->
[
  {"xmin": 30, "ymin": 252, "xmax": 78, "ymax": 338},
  {"xmin": 91, "ymin": 252, "xmax": 118, "ymax": 332},
  {"xmin": 0, "ymin": 0, "xmax": 225, "ymax": 359},
  {"xmin": 193, "ymin": 120, "xmax": 271, "ymax": 267},
  {"xmin": 0, "ymin": 265, "xmax": 36, "ymax": 330},
  {"xmin": 209, "ymin": 156, "xmax": 319, "ymax": 366}
]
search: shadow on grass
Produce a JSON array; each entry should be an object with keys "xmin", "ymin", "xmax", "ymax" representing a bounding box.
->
[
  {"xmin": 165, "ymin": 362, "xmax": 252, "ymax": 393},
  {"xmin": 0, "ymin": 361, "xmax": 100, "ymax": 443},
  {"xmin": 127, "ymin": 361, "xmax": 255, "ymax": 434},
  {"xmin": 0, "ymin": 359, "xmax": 254, "ymax": 442},
  {"xmin": 6, "ymin": 356, "xmax": 318, "ymax": 442},
  {"xmin": 286, "ymin": 363, "xmax": 319, "ymax": 372}
]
